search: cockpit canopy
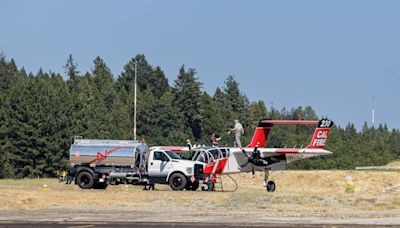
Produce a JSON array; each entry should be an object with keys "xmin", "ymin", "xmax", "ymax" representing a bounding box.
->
[{"xmin": 191, "ymin": 147, "xmax": 230, "ymax": 164}]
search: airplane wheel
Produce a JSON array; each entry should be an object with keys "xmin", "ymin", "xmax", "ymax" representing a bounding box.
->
[
  {"xmin": 201, "ymin": 182, "xmax": 214, "ymax": 191},
  {"xmin": 266, "ymin": 181, "xmax": 276, "ymax": 192}
]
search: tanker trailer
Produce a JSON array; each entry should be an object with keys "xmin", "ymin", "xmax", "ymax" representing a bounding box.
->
[{"xmin": 65, "ymin": 138, "xmax": 147, "ymax": 189}]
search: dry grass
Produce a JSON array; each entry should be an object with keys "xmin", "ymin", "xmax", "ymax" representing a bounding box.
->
[
  {"xmin": 387, "ymin": 160, "xmax": 400, "ymax": 166},
  {"xmin": 0, "ymin": 170, "xmax": 399, "ymax": 220}
]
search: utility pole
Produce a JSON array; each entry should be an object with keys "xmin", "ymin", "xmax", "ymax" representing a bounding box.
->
[
  {"xmin": 134, "ymin": 62, "xmax": 137, "ymax": 141},
  {"xmin": 372, "ymin": 95, "xmax": 375, "ymax": 127}
]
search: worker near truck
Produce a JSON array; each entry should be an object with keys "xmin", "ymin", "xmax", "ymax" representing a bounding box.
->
[{"xmin": 136, "ymin": 138, "xmax": 148, "ymax": 170}]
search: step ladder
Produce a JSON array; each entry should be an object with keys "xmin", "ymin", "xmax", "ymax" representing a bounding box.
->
[{"xmin": 213, "ymin": 174, "xmax": 224, "ymax": 192}]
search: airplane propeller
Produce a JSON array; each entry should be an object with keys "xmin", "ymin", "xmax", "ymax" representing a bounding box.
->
[
  {"xmin": 240, "ymin": 147, "xmax": 257, "ymax": 175},
  {"xmin": 240, "ymin": 146, "xmax": 268, "ymax": 175}
]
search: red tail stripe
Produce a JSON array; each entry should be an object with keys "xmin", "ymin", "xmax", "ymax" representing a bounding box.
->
[{"xmin": 246, "ymin": 127, "xmax": 270, "ymax": 148}]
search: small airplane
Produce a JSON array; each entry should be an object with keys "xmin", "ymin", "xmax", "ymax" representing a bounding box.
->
[{"xmin": 177, "ymin": 118, "xmax": 334, "ymax": 192}]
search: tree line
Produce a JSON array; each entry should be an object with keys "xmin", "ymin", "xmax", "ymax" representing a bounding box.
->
[{"xmin": 0, "ymin": 53, "xmax": 399, "ymax": 178}]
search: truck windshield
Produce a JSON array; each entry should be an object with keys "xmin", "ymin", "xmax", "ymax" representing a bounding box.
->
[{"xmin": 165, "ymin": 151, "xmax": 182, "ymax": 159}]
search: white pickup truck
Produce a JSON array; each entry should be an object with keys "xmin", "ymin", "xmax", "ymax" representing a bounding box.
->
[{"xmin": 62, "ymin": 139, "xmax": 205, "ymax": 191}]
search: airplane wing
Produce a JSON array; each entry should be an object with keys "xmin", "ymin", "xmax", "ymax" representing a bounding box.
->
[{"xmin": 229, "ymin": 147, "xmax": 332, "ymax": 173}]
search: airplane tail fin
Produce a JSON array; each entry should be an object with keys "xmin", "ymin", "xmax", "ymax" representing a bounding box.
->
[
  {"xmin": 246, "ymin": 121, "xmax": 271, "ymax": 148},
  {"xmin": 306, "ymin": 119, "xmax": 334, "ymax": 149}
]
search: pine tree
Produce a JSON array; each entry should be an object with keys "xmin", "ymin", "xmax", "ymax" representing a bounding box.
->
[
  {"xmin": 172, "ymin": 66, "xmax": 203, "ymax": 140},
  {"xmin": 0, "ymin": 55, "xmax": 21, "ymax": 91},
  {"xmin": 64, "ymin": 54, "xmax": 79, "ymax": 92},
  {"xmin": 200, "ymin": 92, "xmax": 224, "ymax": 145},
  {"xmin": 92, "ymin": 56, "xmax": 116, "ymax": 110},
  {"xmin": 223, "ymin": 76, "xmax": 245, "ymax": 114},
  {"xmin": 0, "ymin": 94, "xmax": 8, "ymax": 178},
  {"xmin": 110, "ymin": 87, "xmax": 134, "ymax": 139},
  {"xmin": 152, "ymin": 66, "xmax": 169, "ymax": 97},
  {"xmin": 117, "ymin": 54, "xmax": 169, "ymax": 97},
  {"xmin": 71, "ymin": 73, "xmax": 111, "ymax": 139}
]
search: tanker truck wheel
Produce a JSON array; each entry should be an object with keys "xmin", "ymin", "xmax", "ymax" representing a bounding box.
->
[
  {"xmin": 76, "ymin": 171, "xmax": 94, "ymax": 189},
  {"xmin": 169, "ymin": 173, "xmax": 187, "ymax": 191}
]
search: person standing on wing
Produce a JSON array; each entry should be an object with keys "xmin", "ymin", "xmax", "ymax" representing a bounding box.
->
[{"xmin": 230, "ymin": 119, "xmax": 244, "ymax": 148}]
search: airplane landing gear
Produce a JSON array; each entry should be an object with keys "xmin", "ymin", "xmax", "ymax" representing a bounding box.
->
[
  {"xmin": 266, "ymin": 181, "xmax": 276, "ymax": 192},
  {"xmin": 263, "ymin": 169, "xmax": 275, "ymax": 192},
  {"xmin": 201, "ymin": 182, "xmax": 215, "ymax": 191}
]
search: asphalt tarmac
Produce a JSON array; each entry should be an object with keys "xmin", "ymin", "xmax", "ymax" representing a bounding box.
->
[{"xmin": 0, "ymin": 221, "xmax": 398, "ymax": 228}]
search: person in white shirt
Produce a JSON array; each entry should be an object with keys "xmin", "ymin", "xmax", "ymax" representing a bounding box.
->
[{"xmin": 230, "ymin": 119, "xmax": 244, "ymax": 147}]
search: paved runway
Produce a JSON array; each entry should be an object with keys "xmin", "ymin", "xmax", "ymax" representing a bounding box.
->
[{"xmin": 0, "ymin": 221, "xmax": 398, "ymax": 228}]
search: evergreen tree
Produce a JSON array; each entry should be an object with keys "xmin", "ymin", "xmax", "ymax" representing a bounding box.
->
[
  {"xmin": 0, "ymin": 55, "xmax": 21, "ymax": 91},
  {"xmin": 223, "ymin": 76, "xmax": 244, "ymax": 112},
  {"xmin": 64, "ymin": 54, "xmax": 79, "ymax": 92},
  {"xmin": 110, "ymin": 87, "xmax": 134, "ymax": 139},
  {"xmin": 172, "ymin": 66, "xmax": 203, "ymax": 140},
  {"xmin": 92, "ymin": 56, "xmax": 116, "ymax": 110},
  {"xmin": 117, "ymin": 54, "xmax": 168, "ymax": 96},
  {"xmin": 200, "ymin": 92, "xmax": 224, "ymax": 145},
  {"xmin": 71, "ymin": 73, "xmax": 111, "ymax": 139},
  {"xmin": 0, "ymin": 94, "xmax": 8, "ymax": 178},
  {"xmin": 152, "ymin": 66, "xmax": 169, "ymax": 97}
]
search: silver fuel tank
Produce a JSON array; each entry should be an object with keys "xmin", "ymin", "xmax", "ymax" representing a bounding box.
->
[{"xmin": 69, "ymin": 139, "xmax": 141, "ymax": 167}]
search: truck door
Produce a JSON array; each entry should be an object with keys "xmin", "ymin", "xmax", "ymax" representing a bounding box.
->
[{"xmin": 148, "ymin": 151, "xmax": 171, "ymax": 177}]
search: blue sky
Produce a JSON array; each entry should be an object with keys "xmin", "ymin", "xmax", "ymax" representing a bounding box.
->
[{"xmin": 1, "ymin": 0, "xmax": 399, "ymax": 129}]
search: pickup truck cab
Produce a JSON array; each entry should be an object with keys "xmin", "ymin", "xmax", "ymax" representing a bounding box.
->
[{"xmin": 147, "ymin": 147, "xmax": 205, "ymax": 190}]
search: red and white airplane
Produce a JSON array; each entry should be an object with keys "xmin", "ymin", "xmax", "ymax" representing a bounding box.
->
[{"xmin": 190, "ymin": 118, "xmax": 334, "ymax": 191}]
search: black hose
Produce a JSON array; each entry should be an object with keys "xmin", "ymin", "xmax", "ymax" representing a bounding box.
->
[{"xmin": 222, "ymin": 174, "xmax": 238, "ymax": 192}]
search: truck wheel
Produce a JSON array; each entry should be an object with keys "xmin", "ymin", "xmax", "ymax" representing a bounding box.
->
[
  {"xmin": 76, "ymin": 171, "xmax": 94, "ymax": 189},
  {"xmin": 93, "ymin": 182, "xmax": 108, "ymax": 189},
  {"xmin": 169, "ymin": 173, "xmax": 187, "ymax": 191},
  {"xmin": 184, "ymin": 184, "xmax": 192, "ymax": 190},
  {"xmin": 191, "ymin": 182, "xmax": 199, "ymax": 191}
]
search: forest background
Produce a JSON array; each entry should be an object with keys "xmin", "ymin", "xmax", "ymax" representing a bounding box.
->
[{"xmin": 0, "ymin": 53, "xmax": 398, "ymax": 178}]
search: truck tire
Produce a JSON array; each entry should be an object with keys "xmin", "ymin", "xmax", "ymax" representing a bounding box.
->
[
  {"xmin": 169, "ymin": 173, "xmax": 187, "ymax": 191},
  {"xmin": 191, "ymin": 182, "xmax": 199, "ymax": 191},
  {"xmin": 93, "ymin": 182, "xmax": 108, "ymax": 189},
  {"xmin": 76, "ymin": 171, "xmax": 94, "ymax": 189}
]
